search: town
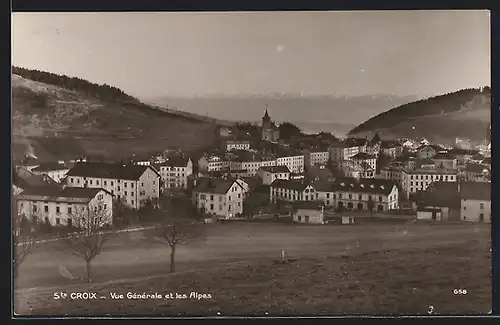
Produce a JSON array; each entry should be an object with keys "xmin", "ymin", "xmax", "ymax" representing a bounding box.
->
[{"xmin": 13, "ymin": 108, "xmax": 491, "ymax": 230}]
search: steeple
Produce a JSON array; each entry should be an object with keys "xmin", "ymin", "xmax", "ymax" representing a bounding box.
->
[{"xmin": 264, "ymin": 105, "xmax": 270, "ymax": 118}]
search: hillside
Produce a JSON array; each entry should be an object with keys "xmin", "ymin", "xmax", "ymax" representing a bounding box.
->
[
  {"xmin": 348, "ymin": 88, "xmax": 491, "ymax": 144},
  {"xmin": 148, "ymin": 94, "xmax": 421, "ymax": 136},
  {"xmin": 11, "ymin": 70, "xmax": 220, "ymax": 161}
]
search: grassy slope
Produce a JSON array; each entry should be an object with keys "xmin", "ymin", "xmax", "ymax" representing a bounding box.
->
[
  {"xmin": 12, "ymin": 74, "xmax": 218, "ymax": 159},
  {"xmin": 15, "ymin": 223, "xmax": 491, "ymax": 316},
  {"xmin": 348, "ymin": 88, "xmax": 491, "ymax": 144}
]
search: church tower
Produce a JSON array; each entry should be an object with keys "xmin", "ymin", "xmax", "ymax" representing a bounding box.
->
[{"xmin": 262, "ymin": 105, "xmax": 271, "ymax": 129}]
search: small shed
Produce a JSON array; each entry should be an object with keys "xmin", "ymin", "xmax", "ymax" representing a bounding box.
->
[
  {"xmin": 341, "ymin": 216, "xmax": 355, "ymax": 225},
  {"xmin": 416, "ymin": 208, "xmax": 442, "ymax": 221}
]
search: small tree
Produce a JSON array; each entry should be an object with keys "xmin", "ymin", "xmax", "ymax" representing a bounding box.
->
[
  {"xmin": 61, "ymin": 206, "xmax": 113, "ymax": 283},
  {"xmin": 153, "ymin": 217, "xmax": 203, "ymax": 273},
  {"xmin": 367, "ymin": 197, "xmax": 375, "ymax": 217},
  {"xmin": 13, "ymin": 203, "xmax": 37, "ymax": 277}
]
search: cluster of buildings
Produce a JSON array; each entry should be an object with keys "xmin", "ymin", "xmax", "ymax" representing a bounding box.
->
[{"xmin": 12, "ymin": 108, "xmax": 491, "ymax": 227}]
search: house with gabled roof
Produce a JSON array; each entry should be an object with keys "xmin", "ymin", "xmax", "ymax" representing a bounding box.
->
[
  {"xmin": 155, "ymin": 157, "xmax": 193, "ymax": 190},
  {"xmin": 269, "ymin": 179, "xmax": 316, "ymax": 204},
  {"xmin": 416, "ymin": 144, "xmax": 447, "ymax": 159},
  {"xmin": 30, "ymin": 162, "xmax": 70, "ymax": 183},
  {"xmin": 192, "ymin": 178, "xmax": 245, "ymax": 219},
  {"xmin": 333, "ymin": 177, "xmax": 399, "ymax": 212},
  {"xmin": 64, "ymin": 162, "xmax": 160, "ymax": 210},
  {"xmin": 292, "ymin": 201, "xmax": 325, "ymax": 224},
  {"xmin": 257, "ymin": 165, "xmax": 291, "ymax": 185},
  {"xmin": 16, "ymin": 185, "xmax": 113, "ymax": 227},
  {"xmin": 416, "ymin": 182, "xmax": 461, "ymax": 221},
  {"xmin": 460, "ymin": 181, "xmax": 491, "ymax": 222}
]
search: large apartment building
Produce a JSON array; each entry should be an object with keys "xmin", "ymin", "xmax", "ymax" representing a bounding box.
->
[
  {"xmin": 64, "ymin": 163, "xmax": 160, "ymax": 209},
  {"xmin": 16, "ymin": 186, "xmax": 114, "ymax": 227},
  {"xmin": 275, "ymin": 153, "xmax": 305, "ymax": 174},
  {"xmin": 198, "ymin": 155, "xmax": 229, "ymax": 173},
  {"xmin": 192, "ymin": 178, "xmax": 245, "ymax": 219},
  {"xmin": 401, "ymin": 168, "xmax": 457, "ymax": 199},
  {"xmin": 157, "ymin": 157, "xmax": 193, "ymax": 190}
]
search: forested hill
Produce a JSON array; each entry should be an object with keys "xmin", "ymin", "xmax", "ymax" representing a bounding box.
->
[
  {"xmin": 348, "ymin": 87, "xmax": 491, "ymax": 144},
  {"xmin": 12, "ymin": 66, "xmax": 139, "ymax": 103}
]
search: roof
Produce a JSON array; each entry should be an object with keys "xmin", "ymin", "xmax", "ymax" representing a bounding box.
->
[
  {"xmin": 66, "ymin": 163, "xmax": 159, "ymax": 180},
  {"xmin": 332, "ymin": 177, "xmax": 396, "ymax": 196},
  {"xmin": 370, "ymin": 133, "xmax": 381, "ymax": 145},
  {"xmin": 344, "ymin": 138, "xmax": 369, "ymax": 148},
  {"xmin": 17, "ymin": 186, "xmax": 110, "ymax": 204},
  {"xmin": 482, "ymin": 157, "xmax": 491, "ymax": 165},
  {"xmin": 13, "ymin": 167, "xmax": 58, "ymax": 189},
  {"xmin": 293, "ymin": 201, "xmax": 324, "ymax": 210},
  {"xmin": 460, "ymin": 182, "xmax": 490, "ymax": 201},
  {"xmin": 193, "ymin": 178, "xmax": 241, "ymax": 194},
  {"xmin": 31, "ymin": 162, "xmax": 69, "ymax": 172},
  {"xmin": 432, "ymin": 153, "xmax": 456, "ymax": 160},
  {"xmin": 259, "ymin": 165, "xmax": 290, "ymax": 173},
  {"xmin": 448, "ymin": 148, "xmax": 479, "ymax": 156},
  {"xmin": 380, "ymin": 140, "xmax": 401, "ymax": 149},
  {"xmin": 419, "ymin": 182, "xmax": 460, "ymax": 209},
  {"xmin": 417, "ymin": 144, "xmax": 446, "ymax": 152},
  {"xmin": 418, "ymin": 158, "xmax": 435, "ymax": 165},
  {"xmin": 402, "ymin": 168, "xmax": 457, "ymax": 175},
  {"xmin": 351, "ymin": 152, "xmax": 376, "ymax": 160},
  {"xmin": 270, "ymin": 179, "xmax": 311, "ymax": 191},
  {"xmin": 465, "ymin": 163, "xmax": 489, "ymax": 173},
  {"xmin": 158, "ymin": 157, "xmax": 191, "ymax": 168}
]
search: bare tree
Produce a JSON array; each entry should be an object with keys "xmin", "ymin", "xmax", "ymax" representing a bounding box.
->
[
  {"xmin": 153, "ymin": 217, "xmax": 204, "ymax": 273},
  {"xmin": 61, "ymin": 206, "xmax": 113, "ymax": 283},
  {"xmin": 12, "ymin": 200, "xmax": 37, "ymax": 276}
]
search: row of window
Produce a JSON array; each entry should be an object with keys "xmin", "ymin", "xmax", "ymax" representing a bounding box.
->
[
  {"xmin": 271, "ymin": 189, "xmax": 385, "ymax": 202},
  {"xmin": 31, "ymin": 203, "xmax": 107, "ymax": 214},
  {"xmin": 408, "ymin": 174, "xmax": 456, "ymax": 181},
  {"xmin": 207, "ymin": 202, "xmax": 241, "ymax": 211}
]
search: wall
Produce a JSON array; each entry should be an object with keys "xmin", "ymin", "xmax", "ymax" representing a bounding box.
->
[{"xmin": 461, "ymin": 199, "xmax": 491, "ymax": 222}]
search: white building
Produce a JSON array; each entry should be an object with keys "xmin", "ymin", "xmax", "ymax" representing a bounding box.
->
[
  {"xmin": 257, "ymin": 165, "xmax": 291, "ymax": 185},
  {"xmin": 198, "ymin": 155, "xmax": 229, "ymax": 173},
  {"xmin": 293, "ymin": 201, "xmax": 325, "ymax": 224},
  {"xmin": 64, "ymin": 163, "xmax": 160, "ymax": 210},
  {"xmin": 223, "ymin": 140, "xmax": 251, "ymax": 152},
  {"xmin": 270, "ymin": 179, "xmax": 316, "ymax": 203},
  {"xmin": 303, "ymin": 149, "xmax": 329, "ymax": 168},
  {"xmin": 30, "ymin": 162, "xmax": 70, "ymax": 183},
  {"xmin": 343, "ymin": 138, "xmax": 369, "ymax": 160},
  {"xmin": 192, "ymin": 178, "xmax": 245, "ymax": 219},
  {"xmin": 157, "ymin": 157, "xmax": 193, "ymax": 190},
  {"xmin": 275, "ymin": 154, "xmax": 305, "ymax": 174},
  {"xmin": 333, "ymin": 178, "xmax": 399, "ymax": 212},
  {"xmin": 460, "ymin": 181, "xmax": 491, "ymax": 222},
  {"xmin": 401, "ymin": 168, "xmax": 457, "ymax": 199},
  {"xmin": 16, "ymin": 186, "xmax": 113, "ymax": 227},
  {"xmin": 229, "ymin": 157, "xmax": 276, "ymax": 177},
  {"xmin": 350, "ymin": 152, "xmax": 377, "ymax": 171}
]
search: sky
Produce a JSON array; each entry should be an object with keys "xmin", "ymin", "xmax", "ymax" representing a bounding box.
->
[{"xmin": 11, "ymin": 10, "xmax": 490, "ymax": 99}]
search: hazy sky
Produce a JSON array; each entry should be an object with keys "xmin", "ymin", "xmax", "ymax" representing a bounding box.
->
[{"xmin": 12, "ymin": 10, "xmax": 490, "ymax": 98}]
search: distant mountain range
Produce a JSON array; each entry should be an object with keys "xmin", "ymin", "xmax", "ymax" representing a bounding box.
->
[
  {"xmin": 348, "ymin": 87, "xmax": 491, "ymax": 145},
  {"xmin": 146, "ymin": 94, "xmax": 423, "ymax": 137}
]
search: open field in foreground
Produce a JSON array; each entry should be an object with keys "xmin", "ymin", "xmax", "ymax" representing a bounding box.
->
[{"xmin": 15, "ymin": 223, "xmax": 491, "ymax": 316}]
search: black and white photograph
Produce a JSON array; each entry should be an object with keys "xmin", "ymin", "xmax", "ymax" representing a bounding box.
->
[{"xmin": 11, "ymin": 10, "xmax": 491, "ymax": 316}]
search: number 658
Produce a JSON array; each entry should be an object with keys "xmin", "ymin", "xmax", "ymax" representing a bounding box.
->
[{"xmin": 454, "ymin": 289, "xmax": 467, "ymax": 295}]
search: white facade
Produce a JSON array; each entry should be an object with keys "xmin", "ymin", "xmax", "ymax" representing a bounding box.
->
[
  {"xmin": 158, "ymin": 159, "xmax": 193, "ymax": 190},
  {"xmin": 66, "ymin": 167, "xmax": 160, "ymax": 210},
  {"xmin": 336, "ymin": 185, "xmax": 399, "ymax": 212},
  {"xmin": 276, "ymin": 155, "xmax": 304, "ymax": 174},
  {"xmin": 17, "ymin": 189, "xmax": 113, "ymax": 227},
  {"xmin": 193, "ymin": 181, "xmax": 245, "ymax": 219},
  {"xmin": 225, "ymin": 141, "xmax": 251, "ymax": 152},
  {"xmin": 198, "ymin": 156, "xmax": 229, "ymax": 173},
  {"xmin": 293, "ymin": 208, "xmax": 324, "ymax": 224},
  {"xmin": 257, "ymin": 167, "xmax": 290, "ymax": 185},
  {"xmin": 401, "ymin": 169, "xmax": 457, "ymax": 198},
  {"xmin": 306, "ymin": 151, "xmax": 329, "ymax": 167},
  {"xmin": 31, "ymin": 168, "xmax": 69, "ymax": 183},
  {"xmin": 270, "ymin": 183, "xmax": 316, "ymax": 203},
  {"xmin": 461, "ymin": 199, "xmax": 490, "ymax": 222},
  {"xmin": 229, "ymin": 159, "xmax": 276, "ymax": 177}
]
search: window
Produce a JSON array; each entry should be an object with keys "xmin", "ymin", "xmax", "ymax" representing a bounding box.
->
[
  {"xmin": 131, "ymin": 192, "xmax": 134, "ymax": 197},
  {"xmin": 238, "ymin": 193, "xmax": 241, "ymax": 199},
  {"xmin": 298, "ymin": 215, "xmax": 302, "ymax": 221},
  {"xmin": 131, "ymin": 183, "xmax": 134, "ymax": 188},
  {"xmin": 68, "ymin": 206, "xmax": 72, "ymax": 214},
  {"xmin": 124, "ymin": 183, "xmax": 127, "ymax": 188},
  {"xmin": 124, "ymin": 191, "xmax": 128, "ymax": 196},
  {"xmin": 77, "ymin": 179, "xmax": 80, "ymax": 184},
  {"xmin": 327, "ymin": 193, "xmax": 330, "ymax": 198},
  {"xmin": 111, "ymin": 181, "xmax": 114, "ymax": 186},
  {"xmin": 358, "ymin": 195, "xmax": 362, "ymax": 200},
  {"xmin": 33, "ymin": 205, "xmax": 38, "ymax": 212},
  {"xmin": 463, "ymin": 206, "xmax": 467, "ymax": 210},
  {"xmin": 305, "ymin": 216, "xmax": 310, "ymax": 223},
  {"xmin": 480, "ymin": 203, "xmax": 484, "ymax": 210},
  {"xmin": 56, "ymin": 206, "xmax": 60, "ymax": 214},
  {"xmin": 90, "ymin": 180, "xmax": 93, "ymax": 185},
  {"xmin": 70, "ymin": 178, "xmax": 74, "ymax": 183},
  {"xmin": 118, "ymin": 187, "xmax": 121, "ymax": 191},
  {"xmin": 56, "ymin": 218, "xmax": 60, "ymax": 225},
  {"xmin": 210, "ymin": 195, "xmax": 214, "ymax": 201},
  {"xmin": 44, "ymin": 206, "xmax": 49, "ymax": 212},
  {"xmin": 104, "ymin": 204, "xmax": 107, "ymax": 210},
  {"xmin": 219, "ymin": 204, "xmax": 222, "ymax": 210},
  {"xmin": 210, "ymin": 204, "xmax": 214, "ymax": 210},
  {"xmin": 379, "ymin": 196, "xmax": 382, "ymax": 202},
  {"xmin": 97, "ymin": 180, "xmax": 100, "ymax": 185},
  {"xmin": 349, "ymin": 194, "xmax": 352, "ymax": 199}
]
